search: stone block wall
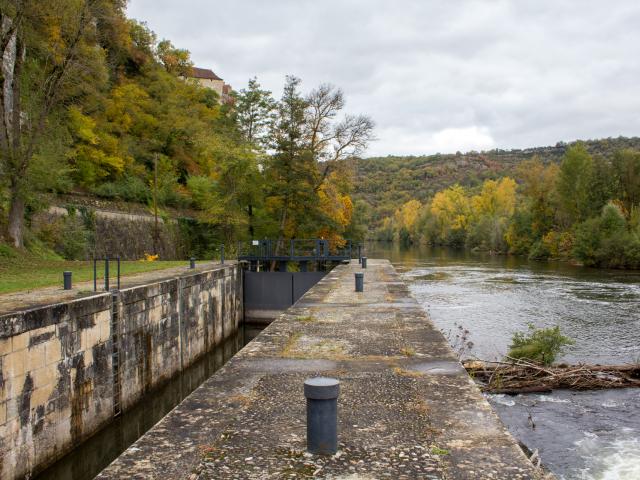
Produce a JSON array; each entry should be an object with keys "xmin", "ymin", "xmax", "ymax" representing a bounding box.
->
[{"xmin": 0, "ymin": 264, "xmax": 242, "ymax": 479}]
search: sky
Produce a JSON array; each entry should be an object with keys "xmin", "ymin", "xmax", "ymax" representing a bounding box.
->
[{"xmin": 126, "ymin": 0, "xmax": 640, "ymax": 157}]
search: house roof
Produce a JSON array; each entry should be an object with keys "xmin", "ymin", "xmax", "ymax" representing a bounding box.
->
[{"xmin": 190, "ymin": 67, "xmax": 222, "ymax": 81}]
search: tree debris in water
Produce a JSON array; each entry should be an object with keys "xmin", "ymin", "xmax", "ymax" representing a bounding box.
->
[{"xmin": 463, "ymin": 357, "xmax": 640, "ymax": 394}]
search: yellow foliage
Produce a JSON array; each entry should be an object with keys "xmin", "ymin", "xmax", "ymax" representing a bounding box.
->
[
  {"xmin": 471, "ymin": 177, "xmax": 517, "ymax": 219},
  {"xmin": 394, "ymin": 199, "xmax": 422, "ymax": 230},
  {"xmin": 141, "ymin": 253, "xmax": 159, "ymax": 262},
  {"xmin": 430, "ymin": 185, "xmax": 471, "ymax": 239}
]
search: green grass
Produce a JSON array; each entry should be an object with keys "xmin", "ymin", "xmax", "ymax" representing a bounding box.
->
[{"xmin": 0, "ymin": 253, "xmax": 186, "ymax": 294}]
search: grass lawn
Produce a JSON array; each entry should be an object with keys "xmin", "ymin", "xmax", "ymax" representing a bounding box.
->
[{"xmin": 0, "ymin": 256, "xmax": 186, "ymax": 294}]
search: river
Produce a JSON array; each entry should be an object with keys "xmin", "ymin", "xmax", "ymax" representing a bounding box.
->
[{"xmin": 367, "ymin": 243, "xmax": 640, "ymax": 480}]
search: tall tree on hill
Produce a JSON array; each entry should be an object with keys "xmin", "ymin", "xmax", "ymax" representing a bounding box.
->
[
  {"xmin": 235, "ymin": 77, "xmax": 275, "ymax": 150},
  {"xmin": 0, "ymin": 0, "xmax": 119, "ymax": 247},
  {"xmin": 305, "ymin": 83, "xmax": 374, "ymax": 190},
  {"xmin": 265, "ymin": 77, "xmax": 374, "ymax": 250},
  {"xmin": 266, "ymin": 75, "xmax": 317, "ymax": 250}
]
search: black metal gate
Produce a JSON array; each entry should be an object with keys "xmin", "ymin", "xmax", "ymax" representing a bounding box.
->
[{"xmin": 243, "ymin": 271, "xmax": 326, "ymax": 322}]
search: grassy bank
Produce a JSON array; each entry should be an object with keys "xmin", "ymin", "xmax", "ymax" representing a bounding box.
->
[{"xmin": 0, "ymin": 253, "xmax": 185, "ymax": 294}]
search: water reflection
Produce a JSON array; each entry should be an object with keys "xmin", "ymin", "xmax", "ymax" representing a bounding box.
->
[{"xmin": 35, "ymin": 325, "xmax": 260, "ymax": 480}]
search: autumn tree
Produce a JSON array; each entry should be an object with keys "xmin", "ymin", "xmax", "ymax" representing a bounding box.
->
[
  {"xmin": 265, "ymin": 77, "xmax": 374, "ymax": 250},
  {"xmin": 0, "ymin": 0, "xmax": 119, "ymax": 247}
]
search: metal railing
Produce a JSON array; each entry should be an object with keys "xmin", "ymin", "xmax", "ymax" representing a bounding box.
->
[
  {"xmin": 237, "ymin": 239, "xmax": 355, "ymax": 262},
  {"xmin": 93, "ymin": 256, "xmax": 121, "ymax": 291}
]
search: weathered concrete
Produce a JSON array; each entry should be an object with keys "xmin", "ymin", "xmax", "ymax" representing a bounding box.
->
[
  {"xmin": 98, "ymin": 260, "xmax": 545, "ymax": 479},
  {"xmin": 0, "ymin": 263, "xmax": 242, "ymax": 480}
]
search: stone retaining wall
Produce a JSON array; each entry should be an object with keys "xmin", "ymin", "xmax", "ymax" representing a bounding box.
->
[{"xmin": 0, "ymin": 264, "xmax": 242, "ymax": 479}]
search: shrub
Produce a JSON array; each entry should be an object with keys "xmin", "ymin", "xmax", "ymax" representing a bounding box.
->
[
  {"xmin": 528, "ymin": 240, "xmax": 550, "ymax": 260},
  {"xmin": 508, "ymin": 324, "xmax": 574, "ymax": 366}
]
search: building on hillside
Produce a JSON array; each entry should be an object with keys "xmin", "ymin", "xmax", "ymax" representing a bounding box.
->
[
  {"xmin": 187, "ymin": 67, "xmax": 233, "ymax": 104},
  {"xmin": 222, "ymin": 84, "xmax": 235, "ymax": 106}
]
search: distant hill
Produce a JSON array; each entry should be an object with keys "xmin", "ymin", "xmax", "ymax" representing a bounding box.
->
[{"xmin": 354, "ymin": 136, "xmax": 640, "ymax": 224}]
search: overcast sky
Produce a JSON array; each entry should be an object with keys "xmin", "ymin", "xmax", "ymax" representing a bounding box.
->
[{"xmin": 127, "ymin": 0, "xmax": 640, "ymax": 157}]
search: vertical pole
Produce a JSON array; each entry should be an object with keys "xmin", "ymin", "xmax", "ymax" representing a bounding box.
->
[
  {"xmin": 105, "ymin": 256, "xmax": 110, "ymax": 291},
  {"xmin": 93, "ymin": 258, "xmax": 97, "ymax": 292},
  {"xmin": 153, "ymin": 153, "xmax": 159, "ymax": 255},
  {"xmin": 117, "ymin": 256, "xmax": 121, "ymax": 290},
  {"xmin": 290, "ymin": 239, "xmax": 294, "ymax": 259},
  {"xmin": 221, "ymin": 244, "xmax": 225, "ymax": 264}
]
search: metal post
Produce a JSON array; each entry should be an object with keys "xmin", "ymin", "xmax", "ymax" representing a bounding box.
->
[
  {"xmin": 93, "ymin": 258, "xmax": 97, "ymax": 292},
  {"xmin": 63, "ymin": 271, "xmax": 72, "ymax": 290},
  {"xmin": 361, "ymin": 256, "xmax": 367, "ymax": 269},
  {"xmin": 221, "ymin": 244, "xmax": 225, "ymax": 264},
  {"xmin": 190, "ymin": 257, "xmax": 196, "ymax": 269},
  {"xmin": 358, "ymin": 245, "xmax": 362, "ymax": 264},
  {"xmin": 304, "ymin": 377, "xmax": 339, "ymax": 455},
  {"xmin": 117, "ymin": 256, "xmax": 121, "ymax": 290},
  {"xmin": 105, "ymin": 256, "xmax": 110, "ymax": 291},
  {"xmin": 355, "ymin": 272, "xmax": 364, "ymax": 292}
]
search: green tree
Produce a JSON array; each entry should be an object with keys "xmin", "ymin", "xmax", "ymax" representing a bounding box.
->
[
  {"xmin": 235, "ymin": 77, "xmax": 275, "ymax": 149},
  {"xmin": 612, "ymin": 149, "xmax": 640, "ymax": 212},
  {"xmin": 556, "ymin": 144, "xmax": 594, "ymax": 225}
]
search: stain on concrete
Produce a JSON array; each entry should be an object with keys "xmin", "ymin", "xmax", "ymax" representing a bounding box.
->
[{"xmin": 19, "ymin": 373, "xmax": 34, "ymax": 427}]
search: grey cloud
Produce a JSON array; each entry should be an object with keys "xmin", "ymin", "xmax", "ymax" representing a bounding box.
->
[{"xmin": 127, "ymin": 0, "xmax": 640, "ymax": 156}]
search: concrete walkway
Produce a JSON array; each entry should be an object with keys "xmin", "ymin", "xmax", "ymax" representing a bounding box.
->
[
  {"xmin": 0, "ymin": 261, "xmax": 230, "ymax": 315},
  {"xmin": 97, "ymin": 260, "xmax": 546, "ymax": 479}
]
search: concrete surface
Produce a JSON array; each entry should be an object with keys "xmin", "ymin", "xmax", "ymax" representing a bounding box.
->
[{"xmin": 97, "ymin": 259, "xmax": 547, "ymax": 480}]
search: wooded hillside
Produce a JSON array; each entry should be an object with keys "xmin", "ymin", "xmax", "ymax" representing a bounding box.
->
[{"xmin": 355, "ymin": 137, "xmax": 640, "ymax": 225}]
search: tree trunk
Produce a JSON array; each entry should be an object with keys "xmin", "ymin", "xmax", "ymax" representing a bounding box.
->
[{"xmin": 8, "ymin": 184, "xmax": 24, "ymax": 247}]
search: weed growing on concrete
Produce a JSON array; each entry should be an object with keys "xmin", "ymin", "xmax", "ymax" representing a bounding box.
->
[
  {"xmin": 430, "ymin": 446, "xmax": 450, "ymax": 456},
  {"xmin": 400, "ymin": 346, "xmax": 416, "ymax": 357},
  {"xmin": 296, "ymin": 315, "xmax": 315, "ymax": 323}
]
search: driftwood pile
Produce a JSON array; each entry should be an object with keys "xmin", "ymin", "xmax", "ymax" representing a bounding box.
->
[{"xmin": 463, "ymin": 357, "xmax": 640, "ymax": 394}]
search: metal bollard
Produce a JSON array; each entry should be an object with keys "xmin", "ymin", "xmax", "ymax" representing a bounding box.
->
[
  {"xmin": 355, "ymin": 272, "xmax": 364, "ymax": 292},
  {"xmin": 63, "ymin": 271, "xmax": 72, "ymax": 290},
  {"xmin": 190, "ymin": 257, "xmax": 196, "ymax": 269},
  {"xmin": 361, "ymin": 256, "xmax": 367, "ymax": 268},
  {"xmin": 304, "ymin": 377, "xmax": 340, "ymax": 455},
  {"xmin": 220, "ymin": 244, "xmax": 225, "ymax": 264}
]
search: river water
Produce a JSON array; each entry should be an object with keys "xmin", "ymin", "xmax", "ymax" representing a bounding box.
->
[{"xmin": 367, "ymin": 243, "xmax": 640, "ymax": 480}]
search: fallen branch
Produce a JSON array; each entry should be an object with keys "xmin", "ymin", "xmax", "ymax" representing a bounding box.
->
[{"xmin": 463, "ymin": 359, "xmax": 640, "ymax": 393}]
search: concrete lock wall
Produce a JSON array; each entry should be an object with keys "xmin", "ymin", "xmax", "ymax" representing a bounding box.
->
[{"xmin": 0, "ymin": 264, "xmax": 242, "ymax": 480}]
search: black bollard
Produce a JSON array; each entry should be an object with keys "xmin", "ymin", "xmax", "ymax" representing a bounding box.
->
[
  {"xmin": 355, "ymin": 272, "xmax": 364, "ymax": 292},
  {"xmin": 361, "ymin": 256, "xmax": 367, "ymax": 268},
  {"xmin": 63, "ymin": 271, "xmax": 72, "ymax": 290},
  {"xmin": 190, "ymin": 257, "xmax": 196, "ymax": 269},
  {"xmin": 220, "ymin": 244, "xmax": 225, "ymax": 264},
  {"xmin": 304, "ymin": 377, "xmax": 340, "ymax": 455}
]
